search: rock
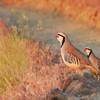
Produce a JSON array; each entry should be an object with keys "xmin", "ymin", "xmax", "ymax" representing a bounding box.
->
[{"xmin": 46, "ymin": 88, "xmax": 68, "ymax": 100}]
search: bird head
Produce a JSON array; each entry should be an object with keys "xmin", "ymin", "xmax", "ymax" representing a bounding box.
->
[
  {"xmin": 56, "ymin": 32, "xmax": 69, "ymax": 47},
  {"xmin": 84, "ymin": 47, "xmax": 92, "ymax": 57}
]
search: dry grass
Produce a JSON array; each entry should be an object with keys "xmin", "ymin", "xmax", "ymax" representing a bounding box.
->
[
  {"xmin": 1, "ymin": 39, "xmax": 100, "ymax": 100},
  {"xmin": 1, "ymin": 39, "xmax": 62, "ymax": 100},
  {"xmin": 26, "ymin": 40, "xmax": 61, "ymax": 66},
  {"xmin": 0, "ymin": 32, "xmax": 28, "ymax": 94}
]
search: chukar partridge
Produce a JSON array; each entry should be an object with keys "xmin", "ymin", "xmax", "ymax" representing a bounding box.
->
[
  {"xmin": 56, "ymin": 32, "xmax": 89, "ymax": 69},
  {"xmin": 84, "ymin": 47, "xmax": 100, "ymax": 70}
]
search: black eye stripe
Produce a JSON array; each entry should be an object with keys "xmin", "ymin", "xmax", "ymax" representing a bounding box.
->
[
  {"xmin": 57, "ymin": 34, "xmax": 65, "ymax": 48},
  {"xmin": 87, "ymin": 50, "xmax": 92, "ymax": 58},
  {"xmin": 57, "ymin": 34, "xmax": 65, "ymax": 38}
]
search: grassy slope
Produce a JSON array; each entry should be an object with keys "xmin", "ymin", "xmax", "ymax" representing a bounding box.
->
[
  {"xmin": 0, "ymin": 24, "xmax": 99, "ymax": 100},
  {"xmin": 2, "ymin": 38, "xmax": 100, "ymax": 100},
  {"xmin": 0, "ymin": 26, "xmax": 28, "ymax": 94}
]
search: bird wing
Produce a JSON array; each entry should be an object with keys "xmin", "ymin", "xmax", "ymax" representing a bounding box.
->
[
  {"xmin": 71, "ymin": 48, "xmax": 89, "ymax": 65},
  {"xmin": 64, "ymin": 53, "xmax": 80, "ymax": 65},
  {"xmin": 65, "ymin": 43, "xmax": 90, "ymax": 65},
  {"xmin": 97, "ymin": 58, "xmax": 100, "ymax": 69}
]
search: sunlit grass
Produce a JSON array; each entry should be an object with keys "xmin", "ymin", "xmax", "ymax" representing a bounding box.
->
[{"xmin": 0, "ymin": 32, "xmax": 27, "ymax": 94}]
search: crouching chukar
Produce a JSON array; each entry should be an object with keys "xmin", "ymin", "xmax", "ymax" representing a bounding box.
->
[{"xmin": 56, "ymin": 32, "xmax": 90, "ymax": 69}]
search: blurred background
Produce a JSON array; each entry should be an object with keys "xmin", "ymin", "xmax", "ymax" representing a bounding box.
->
[{"xmin": 0, "ymin": 0, "xmax": 100, "ymax": 51}]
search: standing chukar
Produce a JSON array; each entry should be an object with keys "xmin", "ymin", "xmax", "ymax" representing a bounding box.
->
[
  {"xmin": 84, "ymin": 47, "xmax": 100, "ymax": 70},
  {"xmin": 56, "ymin": 32, "xmax": 89, "ymax": 69}
]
